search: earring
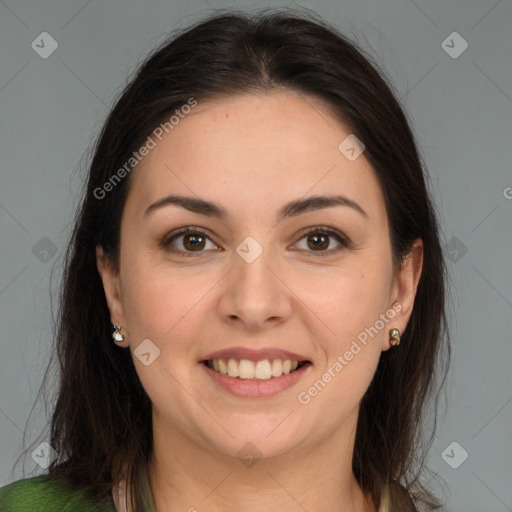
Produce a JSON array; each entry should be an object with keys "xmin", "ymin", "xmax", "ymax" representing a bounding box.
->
[
  {"xmin": 112, "ymin": 324, "xmax": 125, "ymax": 342},
  {"xmin": 389, "ymin": 328, "xmax": 400, "ymax": 346}
]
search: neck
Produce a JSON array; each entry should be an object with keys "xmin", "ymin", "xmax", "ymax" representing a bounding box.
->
[{"xmin": 146, "ymin": 413, "xmax": 376, "ymax": 512}]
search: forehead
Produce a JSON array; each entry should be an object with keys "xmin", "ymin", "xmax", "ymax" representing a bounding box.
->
[{"xmin": 126, "ymin": 91, "xmax": 385, "ymax": 221}]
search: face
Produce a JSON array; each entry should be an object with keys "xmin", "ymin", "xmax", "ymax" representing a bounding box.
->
[{"xmin": 97, "ymin": 91, "xmax": 422, "ymax": 462}]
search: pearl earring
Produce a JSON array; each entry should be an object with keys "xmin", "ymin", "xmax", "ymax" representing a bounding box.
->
[{"xmin": 112, "ymin": 324, "xmax": 125, "ymax": 343}]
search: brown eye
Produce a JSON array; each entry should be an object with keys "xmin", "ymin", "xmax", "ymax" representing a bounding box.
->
[
  {"xmin": 161, "ymin": 228, "xmax": 218, "ymax": 257},
  {"xmin": 307, "ymin": 233, "xmax": 329, "ymax": 251},
  {"xmin": 295, "ymin": 227, "xmax": 349, "ymax": 256},
  {"xmin": 181, "ymin": 232, "xmax": 207, "ymax": 251}
]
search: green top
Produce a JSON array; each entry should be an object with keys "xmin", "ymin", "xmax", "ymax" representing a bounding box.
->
[
  {"xmin": 0, "ymin": 474, "xmax": 116, "ymax": 511},
  {"xmin": 1, "ymin": 465, "xmax": 391, "ymax": 511},
  {"xmin": 0, "ymin": 461, "xmax": 157, "ymax": 511}
]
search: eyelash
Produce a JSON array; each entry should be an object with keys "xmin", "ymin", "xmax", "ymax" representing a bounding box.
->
[{"xmin": 160, "ymin": 225, "xmax": 349, "ymax": 258}]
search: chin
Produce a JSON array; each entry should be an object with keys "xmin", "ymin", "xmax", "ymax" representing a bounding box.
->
[{"xmin": 199, "ymin": 418, "xmax": 306, "ymax": 461}]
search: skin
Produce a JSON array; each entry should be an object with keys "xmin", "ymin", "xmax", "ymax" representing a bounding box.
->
[{"xmin": 97, "ymin": 90, "xmax": 423, "ymax": 512}]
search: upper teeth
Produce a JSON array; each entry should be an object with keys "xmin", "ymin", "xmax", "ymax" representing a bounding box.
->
[{"xmin": 207, "ymin": 358, "xmax": 301, "ymax": 380}]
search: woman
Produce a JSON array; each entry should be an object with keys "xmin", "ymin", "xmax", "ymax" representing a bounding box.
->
[{"xmin": 0, "ymin": 8, "xmax": 450, "ymax": 512}]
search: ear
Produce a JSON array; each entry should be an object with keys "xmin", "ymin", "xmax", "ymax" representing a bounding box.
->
[
  {"xmin": 383, "ymin": 238, "xmax": 423, "ymax": 351},
  {"xmin": 96, "ymin": 245, "xmax": 129, "ymax": 347}
]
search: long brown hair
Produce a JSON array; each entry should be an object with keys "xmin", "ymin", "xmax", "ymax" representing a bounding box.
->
[{"xmin": 16, "ymin": 8, "xmax": 451, "ymax": 511}]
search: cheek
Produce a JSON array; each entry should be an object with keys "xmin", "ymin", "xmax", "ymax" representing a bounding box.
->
[
  {"xmin": 306, "ymin": 258, "xmax": 391, "ymax": 337},
  {"xmin": 120, "ymin": 248, "xmax": 218, "ymax": 345},
  {"xmin": 301, "ymin": 263, "xmax": 388, "ymax": 409},
  {"xmin": 302, "ymin": 261, "xmax": 392, "ymax": 406}
]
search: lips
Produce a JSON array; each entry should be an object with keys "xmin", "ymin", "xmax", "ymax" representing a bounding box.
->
[
  {"xmin": 199, "ymin": 346, "xmax": 312, "ymax": 395},
  {"xmin": 201, "ymin": 346, "xmax": 310, "ymax": 363},
  {"xmin": 201, "ymin": 358, "xmax": 312, "ymax": 398}
]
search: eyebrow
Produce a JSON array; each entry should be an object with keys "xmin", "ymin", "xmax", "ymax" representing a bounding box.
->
[{"xmin": 144, "ymin": 194, "xmax": 368, "ymax": 221}]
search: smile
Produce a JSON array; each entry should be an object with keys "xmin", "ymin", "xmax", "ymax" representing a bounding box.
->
[
  {"xmin": 201, "ymin": 359, "xmax": 312, "ymax": 398},
  {"xmin": 204, "ymin": 358, "xmax": 307, "ymax": 380}
]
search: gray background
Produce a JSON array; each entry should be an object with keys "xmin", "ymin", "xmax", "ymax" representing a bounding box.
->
[{"xmin": 0, "ymin": 1, "xmax": 511, "ymax": 511}]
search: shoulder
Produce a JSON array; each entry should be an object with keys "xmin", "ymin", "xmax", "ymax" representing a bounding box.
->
[{"xmin": 0, "ymin": 474, "xmax": 116, "ymax": 511}]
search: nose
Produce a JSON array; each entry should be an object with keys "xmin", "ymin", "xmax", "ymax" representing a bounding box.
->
[{"xmin": 218, "ymin": 242, "xmax": 293, "ymax": 331}]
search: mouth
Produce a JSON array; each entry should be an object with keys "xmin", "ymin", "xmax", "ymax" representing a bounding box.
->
[{"xmin": 201, "ymin": 358, "xmax": 311, "ymax": 380}]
